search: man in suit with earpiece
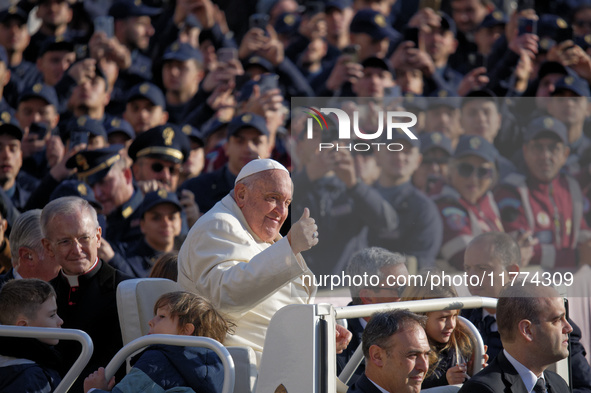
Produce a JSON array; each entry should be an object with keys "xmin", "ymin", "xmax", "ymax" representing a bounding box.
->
[
  {"xmin": 0, "ymin": 209, "xmax": 60, "ymax": 288},
  {"xmin": 459, "ymin": 283, "xmax": 572, "ymax": 393}
]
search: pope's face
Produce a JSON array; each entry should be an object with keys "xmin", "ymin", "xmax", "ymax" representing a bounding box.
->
[{"xmin": 235, "ymin": 169, "xmax": 292, "ymax": 242}]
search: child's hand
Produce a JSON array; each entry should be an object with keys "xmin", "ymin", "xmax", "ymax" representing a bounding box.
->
[
  {"xmin": 446, "ymin": 363, "xmax": 468, "ymax": 385},
  {"xmin": 84, "ymin": 367, "xmax": 116, "ymax": 392}
]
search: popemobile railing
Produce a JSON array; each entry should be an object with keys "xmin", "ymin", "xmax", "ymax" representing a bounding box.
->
[
  {"xmin": 103, "ymin": 334, "xmax": 236, "ymax": 393},
  {"xmin": 0, "ymin": 326, "xmax": 93, "ymax": 393}
]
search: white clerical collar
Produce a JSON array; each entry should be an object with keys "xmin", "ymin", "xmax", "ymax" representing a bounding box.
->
[
  {"xmin": 504, "ymin": 349, "xmax": 545, "ymax": 393},
  {"xmin": 61, "ymin": 258, "xmax": 99, "ymax": 287}
]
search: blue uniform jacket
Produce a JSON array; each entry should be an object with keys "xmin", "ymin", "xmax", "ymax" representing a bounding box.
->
[{"xmin": 92, "ymin": 344, "xmax": 225, "ymax": 393}]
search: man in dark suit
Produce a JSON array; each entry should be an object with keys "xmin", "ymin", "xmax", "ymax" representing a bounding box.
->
[
  {"xmin": 463, "ymin": 232, "xmax": 591, "ymax": 393},
  {"xmin": 459, "ymin": 284, "xmax": 573, "ymax": 393},
  {"xmin": 337, "ymin": 247, "xmax": 409, "ymax": 385},
  {"xmin": 347, "ymin": 309, "xmax": 430, "ymax": 393}
]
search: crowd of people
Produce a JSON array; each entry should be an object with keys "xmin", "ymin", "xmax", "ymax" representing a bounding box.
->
[{"xmin": 0, "ymin": 0, "xmax": 590, "ymax": 391}]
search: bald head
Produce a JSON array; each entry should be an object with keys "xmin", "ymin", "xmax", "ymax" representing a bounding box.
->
[{"xmin": 464, "ymin": 232, "xmax": 521, "ymax": 298}]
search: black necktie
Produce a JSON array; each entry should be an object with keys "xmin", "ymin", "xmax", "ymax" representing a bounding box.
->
[
  {"xmin": 533, "ymin": 377, "xmax": 548, "ymax": 393},
  {"xmin": 483, "ymin": 315, "xmax": 495, "ymax": 336}
]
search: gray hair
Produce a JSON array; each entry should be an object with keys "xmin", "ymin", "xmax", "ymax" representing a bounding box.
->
[
  {"xmin": 346, "ymin": 247, "xmax": 407, "ymax": 304},
  {"xmin": 41, "ymin": 197, "xmax": 99, "ymax": 238},
  {"xmin": 9, "ymin": 210, "xmax": 43, "ymax": 267},
  {"xmin": 467, "ymin": 232, "xmax": 521, "ymax": 268},
  {"xmin": 362, "ymin": 309, "xmax": 427, "ymax": 357}
]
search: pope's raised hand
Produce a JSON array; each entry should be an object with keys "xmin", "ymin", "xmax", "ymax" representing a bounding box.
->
[{"xmin": 287, "ymin": 208, "xmax": 318, "ymax": 254}]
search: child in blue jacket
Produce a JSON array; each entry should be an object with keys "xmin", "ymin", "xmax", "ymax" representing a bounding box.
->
[
  {"xmin": 84, "ymin": 291, "xmax": 233, "ymax": 393},
  {"xmin": 0, "ymin": 279, "xmax": 65, "ymax": 393}
]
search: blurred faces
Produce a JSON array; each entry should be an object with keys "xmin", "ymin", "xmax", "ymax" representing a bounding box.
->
[
  {"xmin": 523, "ymin": 136, "xmax": 569, "ymax": 183},
  {"xmin": 535, "ymin": 73, "xmax": 565, "ymax": 109},
  {"xmin": 449, "ymin": 155, "xmax": 495, "ymax": 204},
  {"xmin": 16, "ymin": 98, "xmax": 59, "ymax": 134},
  {"xmin": 547, "ymin": 92, "xmax": 589, "ymax": 131},
  {"xmin": 117, "ymin": 16, "xmax": 155, "ymax": 50},
  {"xmin": 182, "ymin": 142, "xmax": 205, "ymax": 180},
  {"xmin": 42, "ymin": 207, "xmax": 101, "ymax": 275},
  {"xmin": 133, "ymin": 157, "xmax": 181, "ymax": 192},
  {"xmin": 36, "ymin": 0, "xmax": 72, "ymax": 31},
  {"xmin": 460, "ymin": 99, "xmax": 501, "ymax": 143},
  {"xmin": 123, "ymin": 99, "xmax": 168, "ymax": 134},
  {"xmin": 0, "ymin": 18, "xmax": 30, "ymax": 55},
  {"xmin": 140, "ymin": 203, "xmax": 181, "ymax": 251},
  {"xmin": 450, "ymin": 0, "xmax": 489, "ymax": 33},
  {"xmin": 162, "ymin": 59, "xmax": 203, "ymax": 101},
  {"xmin": 464, "ymin": 241, "xmax": 513, "ymax": 298},
  {"xmin": 70, "ymin": 76, "xmax": 110, "ymax": 111},
  {"xmin": 396, "ymin": 68, "xmax": 424, "ymax": 95},
  {"xmin": 235, "ymin": 169, "xmax": 292, "ymax": 242},
  {"xmin": 36, "ymin": 50, "xmax": 76, "ymax": 86},
  {"xmin": 424, "ymin": 106, "xmax": 462, "ymax": 142},
  {"xmin": 376, "ymin": 142, "xmax": 422, "ymax": 185},
  {"xmin": 353, "ymin": 66, "xmax": 393, "ymax": 97},
  {"xmin": 224, "ymin": 128, "xmax": 271, "ymax": 175},
  {"xmin": 421, "ymin": 27, "xmax": 458, "ymax": 66},
  {"xmin": 0, "ymin": 134, "xmax": 22, "ymax": 190},
  {"xmin": 573, "ymin": 7, "xmax": 591, "ymax": 36},
  {"xmin": 326, "ymin": 6, "xmax": 353, "ymax": 40},
  {"xmin": 474, "ymin": 25, "xmax": 504, "ymax": 56},
  {"xmin": 412, "ymin": 148, "xmax": 450, "ymax": 192},
  {"xmin": 350, "ymin": 33, "xmax": 390, "ymax": 61},
  {"xmin": 426, "ymin": 310, "xmax": 458, "ymax": 344},
  {"xmin": 91, "ymin": 165, "xmax": 133, "ymax": 215}
]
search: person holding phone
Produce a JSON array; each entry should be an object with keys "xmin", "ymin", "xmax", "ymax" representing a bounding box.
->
[
  {"xmin": 161, "ymin": 42, "xmax": 205, "ymax": 124},
  {"xmin": 0, "ymin": 114, "xmax": 40, "ymax": 213},
  {"xmin": 23, "ymin": 0, "xmax": 74, "ymax": 64}
]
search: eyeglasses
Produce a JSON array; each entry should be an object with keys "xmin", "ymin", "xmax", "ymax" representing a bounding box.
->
[
  {"xmin": 151, "ymin": 162, "xmax": 180, "ymax": 175},
  {"xmin": 456, "ymin": 162, "xmax": 493, "ymax": 179}
]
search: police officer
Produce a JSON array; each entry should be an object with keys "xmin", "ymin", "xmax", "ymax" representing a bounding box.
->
[
  {"xmin": 435, "ymin": 134, "xmax": 503, "ymax": 270},
  {"xmin": 66, "ymin": 145, "xmax": 145, "ymax": 265},
  {"xmin": 0, "ymin": 112, "xmax": 39, "ymax": 212},
  {"xmin": 412, "ymin": 131, "xmax": 453, "ymax": 196},
  {"xmin": 494, "ymin": 116, "xmax": 591, "ymax": 269},
  {"xmin": 35, "ymin": 36, "xmax": 76, "ymax": 87},
  {"xmin": 109, "ymin": 0, "xmax": 161, "ymax": 92},
  {"xmin": 123, "ymin": 82, "xmax": 169, "ymax": 136},
  {"xmin": 123, "ymin": 189, "xmax": 183, "ymax": 277},
  {"xmin": 0, "ymin": 6, "xmax": 40, "ymax": 103},
  {"xmin": 368, "ymin": 131, "xmax": 443, "ymax": 269},
  {"xmin": 161, "ymin": 42, "xmax": 205, "ymax": 125},
  {"xmin": 128, "ymin": 124, "xmax": 190, "ymax": 193},
  {"xmin": 546, "ymin": 74, "xmax": 591, "ymax": 178}
]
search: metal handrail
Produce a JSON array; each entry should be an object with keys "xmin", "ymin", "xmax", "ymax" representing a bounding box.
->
[
  {"xmin": 0, "ymin": 326, "xmax": 93, "ymax": 393},
  {"xmin": 334, "ymin": 296, "xmax": 498, "ymax": 320},
  {"xmin": 104, "ymin": 334, "xmax": 235, "ymax": 393}
]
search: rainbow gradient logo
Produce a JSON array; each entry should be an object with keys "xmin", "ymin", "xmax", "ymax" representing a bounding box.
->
[{"xmin": 303, "ymin": 106, "xmax": 418, "ymax": 152}]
